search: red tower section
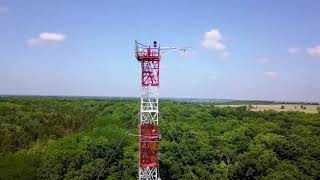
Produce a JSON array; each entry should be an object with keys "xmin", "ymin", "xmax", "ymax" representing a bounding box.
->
[
  {"xmin": 137, "ymin": 45, "xmax": 160, "ymax": 86},
  {"xmin": 139, "ymin": 124, "xmax": 159, "ymax": 168}
]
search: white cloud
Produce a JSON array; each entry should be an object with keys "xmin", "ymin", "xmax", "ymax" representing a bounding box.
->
[
  {"xmin": 202, "ymin": 28, "xmax": 230, "ymax": 60},
  {"xmin": 0, "ymin": 6, "xmax": 8, "ymax": 14},
  {"xmin": 306, "ymin": 46, "xmax": 320, "ymax": 58},
  {"xmin": 265, "ymin": 71, "xmax": 278, "ymax": 78},
  {"xmin": 28, "ymin": 32, "xmax": 67, "ymax": 46},
  {"xmin": 202, "ymin": 29, "xmax": 226, "ymax": 51},
  {"xmin": 288, "ymin": 48, "xmax": 301, "ymax": 55},
  {"xmin": 257, "ymin": 58, "xmax": 271, "ymax": 64},
  {"xmin": 288, "ymin": 46, "xmax": 320, "ymax": 58}
]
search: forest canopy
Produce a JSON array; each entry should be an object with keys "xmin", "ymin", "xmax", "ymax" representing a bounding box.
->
[{"xmin": 0, "ymin": 97, "xmax": 319, "ymax": 179}]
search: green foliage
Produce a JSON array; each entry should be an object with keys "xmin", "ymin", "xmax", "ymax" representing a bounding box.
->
[
  {"xmin": 0, "ymin": 152, "xmax": 40, "ymax": 180},
  {"xmin": 264, "ymin": 161, "xmax": 310, "ymax": 180},
  {"xmin": 0, "ymin": 97, "xmax": 320, "ymax": 179},
  {"xmin": 0, "ymin": 97, "xmax": 105, "ymax": 155}
]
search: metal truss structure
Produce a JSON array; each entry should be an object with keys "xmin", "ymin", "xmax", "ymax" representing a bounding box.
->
[
  {"xmin": 136, "ymin": 40, "xmax": 160, "ymax": 180},
  {"xmin": 135, "ymin": 40, "xmax": 189, "ymax": 180}
]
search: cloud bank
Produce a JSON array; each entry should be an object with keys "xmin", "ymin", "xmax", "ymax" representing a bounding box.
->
[
  {"xmin": 288, "ymin": 46, "xmax": 320, "ymax": 58},
  {"xmin": 28, "ymin": 32, "xmax": 67, "ymax": 46},
  {"xmin": 306, "ymin": 46, "xmax": 320, "ymax": 58}
]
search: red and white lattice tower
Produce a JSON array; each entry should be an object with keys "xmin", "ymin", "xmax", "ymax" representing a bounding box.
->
[
  {"xmin": 135, "ymin": 40, "xmax": 161, "ymax": 180},
  {"xmin": 135, "ymin": 40, "xmax": 188, "ymax": 180}
]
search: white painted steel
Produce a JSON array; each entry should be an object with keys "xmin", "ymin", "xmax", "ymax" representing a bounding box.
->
[{"xmin": 139, "ymin": 85, "xmax": 159, "ymax": 180}]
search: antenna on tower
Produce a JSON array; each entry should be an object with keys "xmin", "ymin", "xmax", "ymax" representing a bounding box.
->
[{"xmin": 160, "ymin": 46, "xmax": 192, "ymax": 56}]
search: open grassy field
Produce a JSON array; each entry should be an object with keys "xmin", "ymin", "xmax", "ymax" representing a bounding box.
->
[{"xmin": 217, "ymin": 104, "xmax": 320, "ymax": 113}]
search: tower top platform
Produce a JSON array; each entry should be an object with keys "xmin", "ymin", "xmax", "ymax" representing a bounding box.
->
[{"xmin": 135, "ymin": 40, "xmax": 160, "ymax": 61}]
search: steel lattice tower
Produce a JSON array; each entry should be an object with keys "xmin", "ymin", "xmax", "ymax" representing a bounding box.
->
[
  {"xmin": 135, "ymin": 40, "xmax": 160, "ymax": 180},
  {"xmin": 135, "ymin": 40, "xmax": 189, "ymax": 180}
]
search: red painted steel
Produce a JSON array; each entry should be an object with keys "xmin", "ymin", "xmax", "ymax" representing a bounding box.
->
[
  {"xmin": 137, "ymin": 47, "xmax": 160, "ymax": 86},
  {"xmin": 141, "ymin": 60, "xmax": 159, "ymax": 86},
  {"xmin": 137, "ymin": 45, "xmax": 160, "ymax": 170},
  {"xmin": 139, "ymin": 124, "xmax": 159, "ymax": 168}
]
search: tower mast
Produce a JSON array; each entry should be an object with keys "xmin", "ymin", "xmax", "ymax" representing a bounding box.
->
[
  {"xmin": 135, "ymin": 40, "xmax": 160, "ymax": 180},
  {"xmin": 135, "ymin": 40, "xmax": 189, "ymax": 180}
]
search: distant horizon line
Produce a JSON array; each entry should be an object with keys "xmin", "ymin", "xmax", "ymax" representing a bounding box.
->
[{"xmin": 1, "ymin": 94, "xmax": 319, "ymax": 104}]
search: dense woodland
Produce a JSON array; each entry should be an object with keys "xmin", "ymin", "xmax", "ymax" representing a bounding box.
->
[{"xmin": 0, "ymin": 97, "xmax": 319, "ymax": 179}]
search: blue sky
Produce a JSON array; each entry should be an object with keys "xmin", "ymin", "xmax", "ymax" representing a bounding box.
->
[{"xmin": 1, "ymin": 0, "xmax": 320, "ymax": 102}]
